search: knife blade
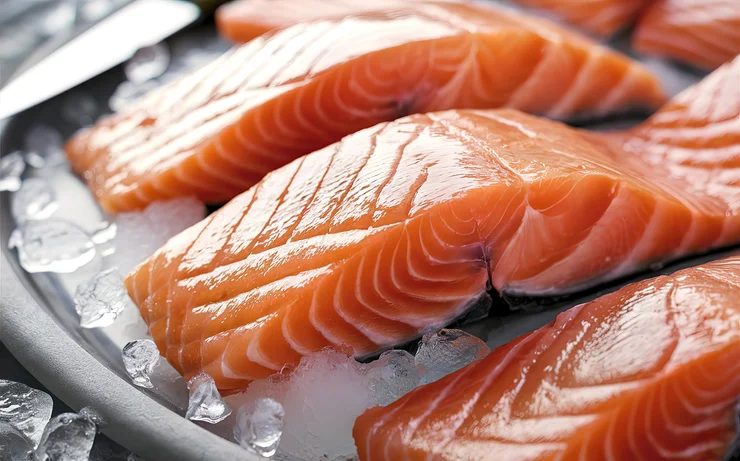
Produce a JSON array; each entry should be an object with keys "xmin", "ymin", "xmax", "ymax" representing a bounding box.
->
[{"xmin": 0, "ymin": 0, "xmax": 205, "ymax": 120}]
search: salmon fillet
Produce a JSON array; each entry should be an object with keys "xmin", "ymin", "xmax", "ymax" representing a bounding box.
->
[
  {"xmin": 215, "ymin": 0, "xmax": 435, "ymax": 43},
  {"xmin": 65, "ymin": 0, "xmax": 666, "ymax": 213},
  {"xmin": 124, "ymin": 57, "xmax": 740, "ymax": 392},
  {"xmin": 633, "ymin": 0, "xmax": 740, "ymax": 71},
  {"xmin": 354, "ymin": 256, "xmax": 740, "ymax": 461},
  {"xmin": 508, "ymin": 0, "xmax": 650, "ymax": 37}
]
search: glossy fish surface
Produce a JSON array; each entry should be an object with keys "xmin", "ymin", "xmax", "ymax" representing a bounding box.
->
[
  {"xmin": 65, "ymin": 0, "xmax": 665, "ymax": 213},
  {"xmin": 124, "ymin": 57, "xmax": 739, "ymax": 392},
  {"xmin": 354, "ymin": 256, "xmax": 740, "ymax": 461}
]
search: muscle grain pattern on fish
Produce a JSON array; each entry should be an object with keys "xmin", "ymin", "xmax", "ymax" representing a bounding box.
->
[
  {"xmin": 354, "ymin": 256, "xmax": 740, "ymax": 461},
  {"xmin": 124, "ymin": 58, "xmax": 740, "ymax": 392},
  {"xmin": 633, "ymin": 0, "xmax": 740, "ymax": 71},
  {"xmin": 65, "ymin": 0, "xmax": 666, "ymax": 213}
]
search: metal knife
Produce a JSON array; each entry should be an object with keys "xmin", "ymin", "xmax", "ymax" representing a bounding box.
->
[{"xmin": 0, "ymin": 0, "xmax": 227, "ymax": 120}]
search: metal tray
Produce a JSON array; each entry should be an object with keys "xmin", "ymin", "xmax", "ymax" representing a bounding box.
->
[{"xmin": 0, "ymin": 15, "xmax": 729, "ymax": 461}]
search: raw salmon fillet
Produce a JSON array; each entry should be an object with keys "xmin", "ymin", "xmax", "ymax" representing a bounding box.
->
[
  {"xmin": 216, "ymin": 0, "xmax": 432, "ymax": 43},
  {"xmin": 65, "ymin": 0, "xmax": 666, "ymax": 213},
  {"xmin": 509, "ymin": 0, "xmax": 650, "ymax": 36},
  {"xmin": 354, "ymin": 256, "xmax": 740, "ymax": 461},
  {"xmin": 124, "ymin": 57, "xmax": 740, "ymax": 392},
  {"xmin": 633, "ymin": 0, "xmax": 740, "ymax": 71}
]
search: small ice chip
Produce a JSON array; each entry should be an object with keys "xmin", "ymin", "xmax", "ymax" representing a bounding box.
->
[
  {"xmin": 74, "ymin": 268, "xmax": 130, "ymax": 328},
  {"xmin": 1, "ymin": 152, "xmax": 26, "ymax": 192},
  {"xmin": 9, "ymin": 219, "xmax": 96, "ymax": 273},
  {"xmin": 0, "ymin": 422, "xmax": 34, "ymax": 461},
  {"xmin": 35, "ymin": 413, "xmax": 96, "ymax": 461},
  {"xmin": 62, "ymin": 93, "xmax": 99, "ymax": 127},
  {"xmin": 186, "ymin": 373, "xmax": 232, "ymax": 424},
  {"xmin": 234, "ymin": 398, "xmax": 285, "ymax": 457},
  {"xmin": 23, "ymin": 124, "xmax": 65, "ymax": 168},
  {"xmin": 108, "ymin": 80, "xmax": 161, "ymax": 112},
  {"xmin": 11, "ymin": 178, "xmax": 58, "ymax": 223},
  {"xmin": 367, "ymin": 350, "xmax": 420, "ymax": 406},
  {"xmin": 78, "ymin": 407, "xmax": 103, "ymax": 426},
  {"xmin": 125, "ymin": 44, "xmax": 171, "ymax": 84},
  {"xmin": 415, "ymin": 329, "xmax": 490, "ymax": 385},
  {"xmin": 91, "ymin": 222, "xmax": 117, "ymax": 245},
  {"xmin": 127, "ymin": 453, "xmax": 145, "ymax": 461},
  {"xmin": 122, "ymin": 340, "xmax": 160, "ymax": 388},
  {"xmin": 0, "ymin": 380, "xmax": 53, "ymax": 447}
]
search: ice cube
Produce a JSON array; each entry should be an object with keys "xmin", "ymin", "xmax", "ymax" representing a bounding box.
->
[
  {"xmin": 74, "ymin": 268, "xmax": 131, "ymax": 328},
  {"xmin": 0, "ymin": 380, "xmax": 53, "ymax": 447},
  {"xmin": 108, "ymin": 80, "xmax": 161, "ymax": 112},
  {"xmin": 121, "ymin": 340, "xmax": 160, "ymax": 388},
  {"xmin": 367, "ymin": 350, "xmax": 420, "ymax": 406},
  {"xmin": 230, "ymin": 349, "xmax": 375, "ymax": 461},
  {"xmin": 78, "ymin": 407, "xmax": 103, "ymax": 426},
  {"xmin": 125, "ymin": 44, "xmax": 171, "ymax": 84},
  {"xmin": 61, "ymin": 93, "xmax": 99, "ymax": 127},
  {"xmin": 23, "ymin": 124, "xmax": 65, "ymax": 169},
  {"xmin": 0, "ymin": 422, "xmax": 34, "ymax": 461},
  {"xmin": 9, "ymin": 219, "xmax": 96, "ymax": 273},
  {"xmin": 1, "ymin": 152, "xmax": 26, "ymax": 192},
  {"xmin": 186, "ymin": 373, "xmax": 232, "ymax": 424},
  {"xmin": 416, "ymin": 329, "xmax": 491, "ymax": 385},
  {"xmin": 234, "ymin": 398, "xmax": 285, "ymax": 457},
  {"xmin": 35, "ymin": 413, "xmax": 96, "ymax": 461},
  {"xmin": 110, "ymin": 197, "xmax": 206, "ymax": 274},
  {"xmin": 11, "ymin": 178, "xmax": 58, "ymax": 223}
]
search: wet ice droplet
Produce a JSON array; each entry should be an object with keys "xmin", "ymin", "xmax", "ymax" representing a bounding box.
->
[
  {"xmin": 78, "ymin": 407, "xmax": 103, "ymax": 426},
  {"xmin": 234, "ymin": 398, "xmax": 285, "ymax": 457},
  {"xmin": 9, "ymin": 219, "xmax": 96, "ymax": 273},
  {"xmin": 61, "ymin": 93, "xmax": 99, "ymax": 127},
  {"xmin": 35, "ymin": 413, "xmax": 96, "ymax": 461},
  {"xmin": 125, "ymin": 44, "xmax": 171, "ymax": 84},
  {"xmin": 0, "ymin": 380, "xmax": 53, "ymax": 447},
  {"xmin": 11, "ymin": 178, "xmax": 58, "ymax": 223},
  {"xmin": 415, "ymin": 329, "xmax": 490, "ymax": 385},
  {"xmin": 74, "ymin": 268, "xmax": 130, "ymax": 328},
  {"xmin": 1, "ymin": 152, "xmax": 26, "ymax": 192},
  {"xmin": 122, "ymin": 340, "xmax": 160, "ymax": 388},
  {"xmin": 0, "ymin": 422, "xmax": 34, "ymax": 461},
  {"xmin": 367, "ymin": 350, "xmax": 420, "ymax": 406},
  {"xmin": 186, "ymin": 373, "xmax": 232, "ymax": 424}
]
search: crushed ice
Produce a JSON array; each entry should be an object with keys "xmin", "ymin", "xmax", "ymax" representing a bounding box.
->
[
  {"xmin": 125, "ymin": 43, "xmax": 171, "ymax": 84},
  {"xmin": 366, "ymin": 350, "xmax": 420, "ymax": 406},
  {"xmin": 108, "ymin": 80, "xmax": 161, "ymax": 112},
  {"xmin": 0, "ymin": 380, "xmax": 53, "ymax": 447},
  {"xmin": 74, "ymin": 268, "xmax": 131, "ymax": 328},
  {"xmin": 1, "ymin": 151, "xmax": 26, "ymax": 192},
  {"xmin": 416, "ymin": 329, "xmax": 491, "ymax": 385},
  {"xmin": 0, "ymin": 422, "xmax": 34, "ymax": 461},
  {"xmin": 228, "ymin": 330, "xmax": 490, "ymax": 460},
  {"xmin": 35, "ymin": 413, "xmax": 96, "ymax": 461},
  {"xmin": 234, "ymin": 398, "xmax": 285, "ymax": 457},
  {"xmin": 186, "ymin": 373, "xmax": 232, "ymax": 424},
  {"xmin": 11, "ymin": 178, "xmax": 59, "ymax": 223},
  {"xmin": 9, "ymin": 219, "xmax": 96, "ymax": 273},
  {"xmin": 110, "ymin": 197, "xmax": 206, "ymax": 274},
  {"xmin": 122, "ymin": 340, "xmax": 160, "ymax": 389}
]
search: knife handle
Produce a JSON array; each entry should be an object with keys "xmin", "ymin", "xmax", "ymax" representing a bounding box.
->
[{"xmin": 187, "ymin": 0, "xmax": 230, "ymax": 15}]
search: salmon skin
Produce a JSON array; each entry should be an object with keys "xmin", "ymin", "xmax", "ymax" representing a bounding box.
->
[
  {"xmin": 65, "ymin": 0, "xmax": 666, "ymax": 213},
  {"xmin": 124, "ymin": 57, "xmax": 739, "ymax": 392},
  {"xmin": 353, "ymin": 256, "xmax": 740, "ymax": 461},
  {"xmin": 508, "ymin": 0, "xmax": 650, "ymax": 37},
  {"xmin": 633, "ymin": 0, "xmax": 740, "ymax": 71}
]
